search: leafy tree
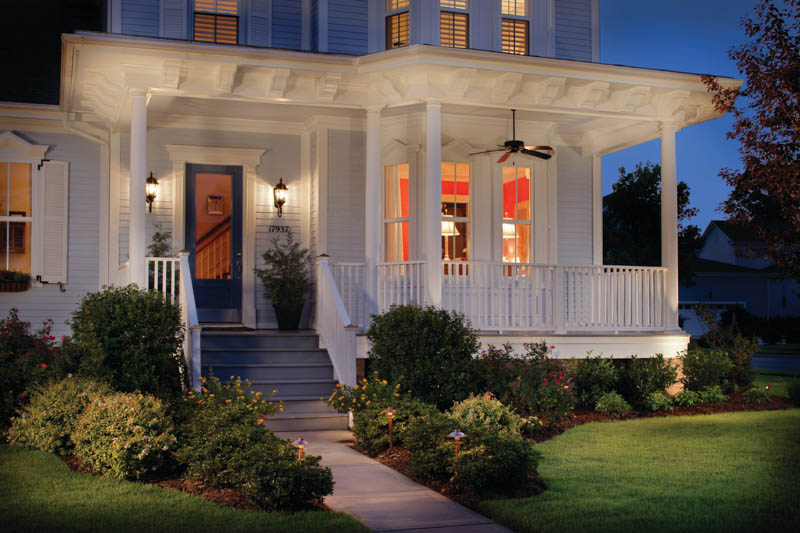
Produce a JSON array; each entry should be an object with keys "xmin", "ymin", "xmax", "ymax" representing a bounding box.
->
[
  {"xmin": 703, "ymin": 0, "xmax": 800, "ymax": 278},
  {"xmin": 603, "ymin": 162, "xmax": 701, "ymax": 284}
]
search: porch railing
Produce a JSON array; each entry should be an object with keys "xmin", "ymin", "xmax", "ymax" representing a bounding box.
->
[
  {"xmin": 178, "ymin": 251, "xmax": 202, "ymax": 391},
  {"xmin": 317, "ymin": 258, "xmax": 357, "ymax": 386},
  {"xmin": 330, "ymin": 262, "xmax": 367, "ymax": 329},
  {"xmin": 377, "ymin": 261, "xmax": 427, "ymax": 313},
  {"xmin": 146, "ymin": 257, "xmax": 180, "ymax": 302}
]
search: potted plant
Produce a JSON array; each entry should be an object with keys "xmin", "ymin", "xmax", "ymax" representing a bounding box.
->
[
  {"xmin": 0, "ymin": 270, "xmax": 31, "ymax": 292},
  {"xmin": 255, "ymin": 229, "xmax": 311, "ymax": 330}
]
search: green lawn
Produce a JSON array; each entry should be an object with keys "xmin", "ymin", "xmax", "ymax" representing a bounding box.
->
[
  {"xmin": 753, "ymin": 371, "xmax": 799, "ymax": 398},
  {"xmin": 478, "ymin": 409, "xmax": 800, "ymax": 533},
  {"xmin": 0, "ymin": 446, "xmax": 368, "ymax": 533}
]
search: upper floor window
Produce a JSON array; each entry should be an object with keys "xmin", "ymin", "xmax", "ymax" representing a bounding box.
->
[
  {"xmin": 194, "ymin": 0, "xmax": 239, "ymax": 45},
  {"xmin": 386, "ymin": 0, "xmax": 410, "ymax": 49},
  {"xmin": 501, "ymin": 18, "xmax": 528, "ymax": 55},
  {"xmin": 441, "ymin": 162, "xmax": 470, "ymax": 262},
  {"xmin": 440, "ymin": 1, "xmax": 468, "ymax": 49},
  {"xmin": 501, "ymin": 0, "xmax": 527, "ymax": 16}
]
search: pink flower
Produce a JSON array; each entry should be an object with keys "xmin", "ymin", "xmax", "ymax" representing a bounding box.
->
[{"xmin": 40, "ymin": 363, "xmax": 47, "ymax": 369}]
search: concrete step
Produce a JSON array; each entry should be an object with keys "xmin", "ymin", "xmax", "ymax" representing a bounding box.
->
[
  {"xmin": 202, "ymin": 348, "xmax": 331, "ymax": 365},
  {"xmin": 280, "ymin": 398, "xmax": 339, "ymax": 414},
  {"xmin": 202, "ymin": 331, "xmax": 320, "ymax": 350},
  {"xmin": 250, "ymin": 378, "xmax": 337, "ymax": 399},
  {"xmin": 263, "ymin": 411, "xmax": 349, "ymax": 432},
  {"xmin": 201, "ymin": 362, "xmax": 334, "ymax": 381}
]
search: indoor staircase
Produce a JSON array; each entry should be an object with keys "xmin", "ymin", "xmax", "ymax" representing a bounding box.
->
[{"xmin": 201, "ymin": 330, "xmax": 349, "ymax": 432}]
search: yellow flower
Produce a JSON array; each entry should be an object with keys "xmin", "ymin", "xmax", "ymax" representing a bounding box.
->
[
  {"xmin": 394, "ymin": 393, "xmax": 400, "ymax": 397},
  {"xmin": 226, "ymin": 399, "xmax": 231, "ymax": 403},
  {"xmin": 256, "ymin": 418, "xmax": 264, "ymax": 425},
  {"xmin": 366, "ymin": 400, "xmax": 371, "ymax": 405},
  {"xmin": 208, "ymin": 393, "xmax": 214, "ymax": 398}
]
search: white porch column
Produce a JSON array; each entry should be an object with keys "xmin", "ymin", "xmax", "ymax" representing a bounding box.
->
[
  {"xmin": 425, "ymin": 101, "xmax": 442, "ymax": 306},
  {"xmin": 364, "ymin": 106, "xmax": 382, "ymax": 315},
  {"xmin": 660, "ymin": 120, "xmax": 679, "ymax": 330},
  {"xmin": 129, "ymin": 89, "xmax": 148, "ymax": 287}
]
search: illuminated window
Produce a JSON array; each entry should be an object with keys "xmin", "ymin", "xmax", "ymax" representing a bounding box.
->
[
  {"xmin": 441, "ymin": 162, "xmax": 470, "ymax": 262},
  {"xmin": 0, "ymin": 163, "xmax": 32, "ymax": 273},
  {"xmin": 501, "ymin": 18, "xmax": 529, "ymax": 55},
  {"xmin": 440, "ymin": 12, "xmax": 468, "ymax": 48},
  {"xmin": 440, "ymin": 0, "xmax": 468, "ymax": 8},
  {"xmin": 384, "ymin": 164, "xmax": 410, "ymax": 262},
  {"xmin": 386, "ymin": 0, "xmax": 409, "ymax": 9},
  {"xmin": 386, "ymin": 12, "xmax": 410, "ymax": 49},
  {"xmin": 502, "ymin": 166, "xmax": 531, "ymax": 264},
  {"xmin": 194, "ymin": 0, "xmax": 238, "ymax": 45},
  {"xmin": 502, "ymin": 0, "xmax": 527, "ymax": 16}
]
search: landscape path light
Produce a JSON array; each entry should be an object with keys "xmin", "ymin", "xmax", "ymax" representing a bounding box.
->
[
  {"xmin": 292, "ymin": 437, "xmax": 309, "ymax": 461},
  {"xmin": 449, "ymin": 429, "xmax": 465, "ymax": 459},
  {"xmin": 383, "ymin": 407, "xmax": 396, "ymax": 450}
]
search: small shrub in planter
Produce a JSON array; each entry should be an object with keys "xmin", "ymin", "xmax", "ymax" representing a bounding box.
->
[
  {"xmin": 352, "ymin": 397, "xmax": 438, "ymax": 455},
  {"xmin": 594, "ymin": 391, "xmax": 631, "ymax": 416},
  {"xmin": 367, "ymin": 304, "xmax": 481, "ymax": 410},
  {"xmin": 743, "ymin": 387, "xmax": 770, "ymax": 404},
  {"xmin": 69, "ymin": 285, "xmax": 186, "ymax": 397},
  {"xmin": 699, "ymin": 385, "xmax": 728, "ymax": 404},
  {"xmin": 680, "ymin": 348, "xmax": 734, "ymax": 392},
  {"xmin": 254, "ymin": 229, "xmax": 311, "ymax": 330},
  {"xmin": 72, "ymin": 391, "xmax": 177, "ymax": 480},
  {"xmin": 644, "ymin": 391, "xmax": 674, "ymax": 412},
  {"xmin": 568, "ymin": 353, "xmax": 619, "ymax": 408},
  {"xmin": 617, "ymin": 354, "xmax": 678, "ymax": 408},
  {"xmin": 7, "ymin": 376, "xmax": 112, "ymax": 455},
  {"xmin": 674, "ymin": 390, "xmax": 701, "ymax": 407}
]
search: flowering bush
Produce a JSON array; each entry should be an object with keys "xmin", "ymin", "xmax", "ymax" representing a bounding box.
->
[
  {"xmin": 326, "ymin": 371, "xmax": 405, "ymax": 413},
  {"xmin": 177, "ymin": 376, "xmax": 332, "ymax": 511},
  {"xmin": 479, "ymin": 342, "xmax": 574, "ymax": 423},
  {"xmin": 7, "ymin": 376, "xmax": 112, "ymax": 455},
  {"xmin": 72, "ymin": 391, "xmax": 177, "ymax": 480},
  {"xmin": 0, "ymin": 308, "xmax": 60, "ymax": 430}
]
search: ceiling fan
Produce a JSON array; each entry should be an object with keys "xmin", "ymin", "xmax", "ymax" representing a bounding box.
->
[{"xmin": 469, "ymin": 109, "xmax": 553, "ymax": 163}]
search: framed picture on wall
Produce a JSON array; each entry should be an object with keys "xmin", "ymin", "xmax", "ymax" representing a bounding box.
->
[{"xmin": 207, "ymin": 195, "xmax": 224, "ymax": 215}]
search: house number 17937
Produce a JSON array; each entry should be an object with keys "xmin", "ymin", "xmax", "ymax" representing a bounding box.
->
[{"xmin": 269, "ymin": 225, "xmax": 290, "ymax": 233}]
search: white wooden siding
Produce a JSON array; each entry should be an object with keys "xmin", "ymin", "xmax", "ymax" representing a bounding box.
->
[
  {"xmin": 327, "ymin": 0, "xmax": 368, "ymax": 55},
  {"xmin": 309, "ymin": 131, "xmax": 318, "ymax": 260},
  {"xmin": 121, "ymin": 0, "xmax": 160, "ymax": 37},
  {"xmin": 557, "ymin": 145, "xmax": 593, "ymax": 265},
  {"xmin": 1, "ymin": 132, "xmax": 100, "ymax": 339},
  {"xmin": 554, "ymin": 0, "xmax": 593, "ymax": 62},
  {"xmin": 272, "ymin": 0, "xmax": 302, "ymax": 49},
  {"xmin": 326, "ymin": 129, "xmax": 365, "ymax": 263}
]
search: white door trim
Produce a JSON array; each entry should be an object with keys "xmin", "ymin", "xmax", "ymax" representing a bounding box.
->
[{"xmin": 166, "ymin": 145, "xmax": 265, "ymax": 329}]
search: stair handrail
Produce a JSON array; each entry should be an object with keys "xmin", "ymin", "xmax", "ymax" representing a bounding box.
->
[
  {"xmin": 178, "ymin": 251, "xmax": 202, "ymax": 391},
  {"xmin": 317, "ymin": 256, "xmax": 357, "ymax": 387}
]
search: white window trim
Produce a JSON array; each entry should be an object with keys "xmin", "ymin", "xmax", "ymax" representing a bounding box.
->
[{"xmin": 0, "ymin": 132, "xmax": 50, "ymax": 284}]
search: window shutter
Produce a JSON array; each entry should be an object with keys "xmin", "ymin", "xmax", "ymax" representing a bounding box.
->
[
  {"xmin": 40, "ymin": 160, "xmax": 68, "ymax": 283},
  {"xmin": 162, "ymin": 0, "xmax": 188, "ymax": 39},
  {"xmin": 248, "ymin": 0, "xmax": 270, "ymax": 46}
]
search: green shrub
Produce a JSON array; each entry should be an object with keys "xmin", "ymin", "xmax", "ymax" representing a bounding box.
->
[
  {"xmin": 680, "ymin": 348, "xmax": 734, "ymax": 391},
  {"xmin": 352, "ymin": 396, "xmax": 438, "ymax": 455},
  {"xmin": 699, "ymin": 385, "xmax": 728, "ymax": 404},
  {"xmin": 788, "ymin": 381, "xmax": 800, "ymax": 406},
  {"xmin": 403, "ymin": 410, "xmax": 454, "ymax": 483},
  {"xmin": 569, "ymin": 354, "xmax": 619, "ymax": 408},
  {"xmin": 743, "ymin": 387, "xmax": 770, "ymax": 404},
  {"xmin": 694, "ymin": 303, "xmax": 757, "ymax": 389},
  {"xmin": 448, "ymin": 393, "xmax": 527, "ymax": 436},
  {"xmin": 327, "ymin": 371, "xmax": 405, "ymax": 413},
  {"xmin": 478, "ymin": 342, "xmax": 574, "ymax": 424},
  {"xmin": 68, "ymin": 285, "xmax": 186, "ymax": 397},
  {"xmin": 618, "ymin": 354, "xmax": 678, "ymax": 407},
  {"xmin": 0, "ymin": 309, "xmax": 60, "ymax": 430},
  {"xmin": 7, "ymin": 376, "xmax": 112, "ymax": 455},
  {"xmin": 644, "ymin": 391, "xmax": 674, "ymax": 412},
  {"xmin": 178, "ymin": 384, "xmax": 332, "ymax": 511},
  {"xmin": 72, "ymin": 392, "xmax": 176, "ymax": 480},
  {"xmin": 594, "ymin": 391, "xmax": 631, "ymax": 416},
  {"xmin": 674, "ymin": 390, "xmax": 701, "ymax": 407},
  {"xmin": 367, "ymin": 305, "xmax": 481, "ymax": 410}
]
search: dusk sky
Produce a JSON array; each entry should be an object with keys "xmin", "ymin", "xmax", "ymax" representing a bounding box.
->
[{"xmin": 600, "ymin": 0, "xmax": 757, "ymax": 230}]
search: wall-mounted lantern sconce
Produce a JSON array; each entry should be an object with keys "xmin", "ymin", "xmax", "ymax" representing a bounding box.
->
[
  {"xmin": 273, "ymin": 178, "xmax": 288, "ymax": 217},
  {"xmin": 145, "ymin": 172, "xmax": 159, "ymax": 213}
]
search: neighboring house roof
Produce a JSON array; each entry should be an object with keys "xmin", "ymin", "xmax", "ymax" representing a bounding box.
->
[
  {"xmin": 706, "ymin": 220, "xmax": 761, "ymax": 244},
  {"xmin": 691, "ymin": 257, "xmax": 779, "ymax": 274}
]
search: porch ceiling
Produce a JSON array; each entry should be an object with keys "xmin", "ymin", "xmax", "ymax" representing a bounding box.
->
[{"xmin": 61, "ymin": 32, "xmax": 742, "ymax": 156}]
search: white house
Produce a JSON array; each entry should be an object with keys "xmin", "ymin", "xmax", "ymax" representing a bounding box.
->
[{"xmin": 0, "ymin": 1, "xmax": 740, "ymax": 398}]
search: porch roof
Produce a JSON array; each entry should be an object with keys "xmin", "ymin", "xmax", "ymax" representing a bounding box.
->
[{"xmin": 60, "ymin": 32, "xmax": 741, "ymax": 155}]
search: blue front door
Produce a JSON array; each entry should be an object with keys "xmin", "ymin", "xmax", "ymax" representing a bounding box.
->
[{"xmin": 185, "ymin": 163, "xmax": 243, "ymax": 323}]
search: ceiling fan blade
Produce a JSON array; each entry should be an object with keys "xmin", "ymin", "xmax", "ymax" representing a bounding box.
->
[
  {"xmin": 468, "ymin": 148, "xmax": 507, "ymax": 156},
  {"xmin": 497, "ymin": 152, "xmax": 511, "ymax": 163},
  {"xmin": 520, "ymin": 148, "xmax": 552, "ymax": 160},
  {"xmin": 524, "ymin": 145, "xmax": 554, "ymax": 152}
]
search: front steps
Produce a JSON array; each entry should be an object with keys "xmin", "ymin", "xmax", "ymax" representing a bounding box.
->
[{"xmin": 201, "ymin": 330, "xmax": 348, "ymax": 432}]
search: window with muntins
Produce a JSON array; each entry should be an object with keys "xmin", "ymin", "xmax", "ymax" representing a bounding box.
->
[
  {"xmin": 501, "ymin": 18, "xmax": 529, "ymax": 55},
  {"xmin": 502, "ymin": 0, "xmax": 527, "ymax": 16},
  {"xmin": 194, "ymin": 0, "xmax": 238, "ymax": 45},
  {"xmin": 441, "ymin": 162, "xmax": 470, "ymax": 262},
  {"xmin": 440, "ymin": 11, "xmax": 468, "ymax": 48},
  {"xmin": 384, "ymin": 164, "xmax": 410, "ymax": 262},
  {"xmin": 0, "ymin": 162, "xmax": 32, "ymax": 273},
  {"xmin": 501, "ymin": 166, "xmax": 532, "ymax": 264},
  {"xmin": 386, "ymin": 10, "xmax": 410, "ymax": 49}
]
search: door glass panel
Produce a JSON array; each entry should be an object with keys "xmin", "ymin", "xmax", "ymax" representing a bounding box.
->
[
  {"xmin": 385, "ymin": 221, "xmax": 410, "ymax": 262},
  {"xmin": 195, "ymin": 172, "xmax": 232, "ymax": 280}
]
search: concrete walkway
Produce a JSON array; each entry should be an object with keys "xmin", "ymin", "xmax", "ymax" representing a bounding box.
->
[{"xmin": 276, "ymin": 430, "xmax": 513, "ymax": 533}]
